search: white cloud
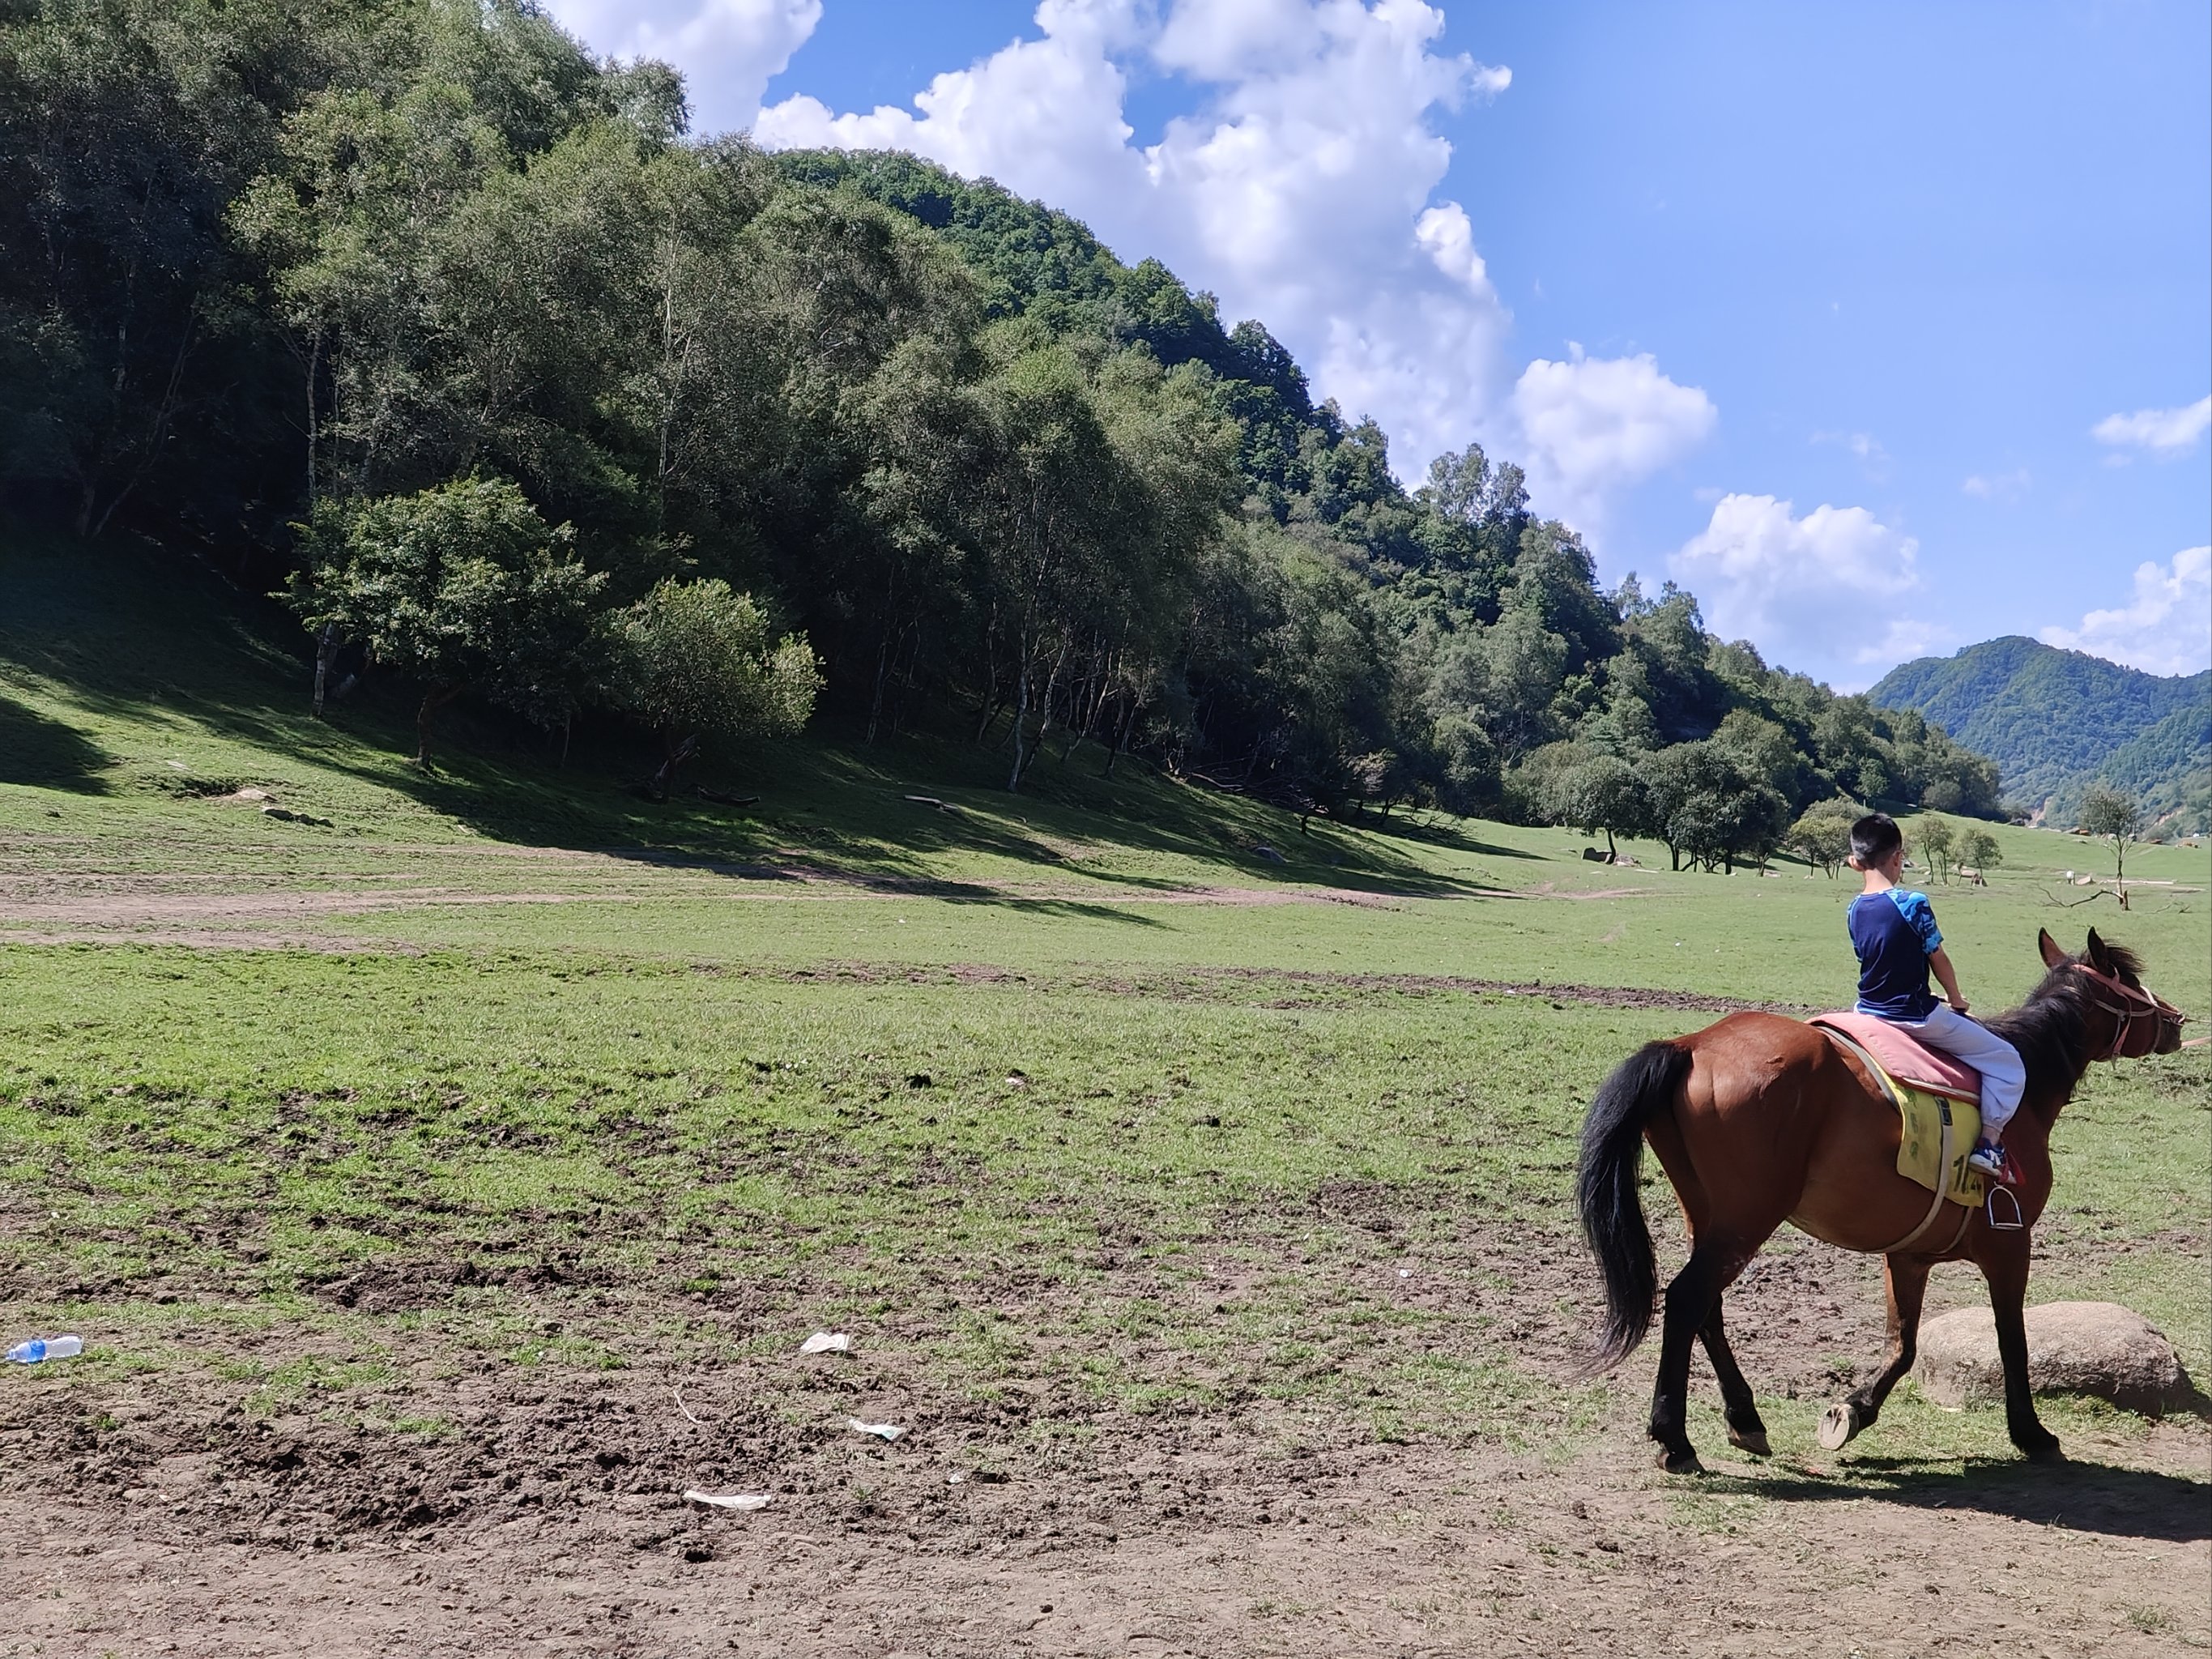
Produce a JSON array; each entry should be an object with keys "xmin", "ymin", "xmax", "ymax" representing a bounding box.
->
[
  {"xmin": 1961, "ymin": 467, "xmax": 2030, "ymax": 501},
  {"xmin": 1812, "ymin": 429, "xmax": 1890, "ymax": 479},
  {"xmin": 1512, "ymin": 349, "xmax": 1716, "ymax": 528},
  {"xmin": 541, "ymin": 0, "xmax": 821, "ymax": 134},
  {"xmin": 2040, "ymin": 547, "xmax": 2212, "ymax": 677},
  {"xmin": 2091, "ymin": 394, "xmax": 2211, "ymax": 454},
  {"xmin": 1671, "ymin": 493, "xmax": 1935, "ymax": 686}
]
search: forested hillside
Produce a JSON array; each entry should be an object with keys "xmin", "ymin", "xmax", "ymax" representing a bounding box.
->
[
  {"xmin": 0, "ymin": 0, "xmax": 2004, "ymax": 869},
  {"xmin": 1871, "ymin": 638, "xmax": 2210, "ymax": 829}
]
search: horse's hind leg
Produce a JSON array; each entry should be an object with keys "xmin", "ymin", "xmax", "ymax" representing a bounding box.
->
[
  {"xmin": 1650, "ymin": 1244, "xmax": 1727, "ymax": 1473},
  {"xmin": 1819, "ymin": 1253, "xmax": 1929, "ymax": 1451},
  {"xmin": 1700, "ymin": 1298, "xmax": 1768, "ymax": 1456}
]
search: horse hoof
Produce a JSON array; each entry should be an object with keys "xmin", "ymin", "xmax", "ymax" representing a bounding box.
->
[
  {"xmin": 1818, "ymin": 1401, "xmax": 1865, "ymax": 1452},
  {"xmin": 1656, "ymin": 1447, "xmax": 1704, "ymax": 1475},
  {"xmin": 1727, "ymin": 1426, "xmax": 1771, "ymax": 1458},
  {"xmin": 2021, "ymin": 1435, "xmax": 2064, "ymax": 1463}
]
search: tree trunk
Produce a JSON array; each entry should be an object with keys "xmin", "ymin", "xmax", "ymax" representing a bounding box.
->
[
  {"xmin": 304, "ymin": 330, "xmax": 321, "ymax": 507},
  {"xmin": 647, "ymin": 731, "xmax": 700, "ymax": 800},
  {"xmin": 414, "ymin": 683, "xmax": 465, "ymax": 768},
  {"xmin": 1005, "ymin": 650, "xmax": 1032, "ymax": 791},
  {"xmin": 312, "ymin": 623, "xmax": 336, "ymax": 718},
  {"xmin": 1604, "ymin": 826, "xmax": 1617, "ymax": 859},
  {"xmin": 1024, "ymin": 636, "xmax": 1072, "ymax": 784},
  {"xmin": 866, "ymin": 632, "xmax": 892, "ymax": 747}
]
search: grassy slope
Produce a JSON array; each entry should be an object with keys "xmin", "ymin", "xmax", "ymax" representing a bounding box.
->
[{"xmin": 2, "ymin": 531, "xmax": 2207, "ymax": 1483}]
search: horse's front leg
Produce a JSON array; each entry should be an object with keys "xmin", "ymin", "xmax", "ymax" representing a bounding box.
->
[
  {"xmin": 1819, "ymin": 1252, "xmax": 1929, "ymax": 1450},
  {"xmin": 1979, "ymin": 1229, "xmax": 2061, "ymax": 1460}
]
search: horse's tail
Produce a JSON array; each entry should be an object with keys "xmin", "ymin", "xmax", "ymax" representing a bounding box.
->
[{"xmin": 1575, "ymin": 1038, "xmax": 1692, "ymax": 1373}]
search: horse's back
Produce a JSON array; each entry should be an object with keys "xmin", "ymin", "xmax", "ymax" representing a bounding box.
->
[
  {"xmin": 1673, "ymin": 1010, "xmax": 1936, "ymax": 1252},
  {"xmin": 1677, "ymin": 1010, "xmax": 1840, "ymax": 1116}
]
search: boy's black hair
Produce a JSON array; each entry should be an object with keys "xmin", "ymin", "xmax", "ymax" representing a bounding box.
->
[{"xmin": 1850, "ymin": 812, "xmax": 1903, "ymax": 865}]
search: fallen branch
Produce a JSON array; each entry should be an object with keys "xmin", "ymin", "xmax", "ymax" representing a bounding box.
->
[
  {"xmin": 2039, "ymin": 885, "xmax": 2116, "ymax": 909},
  {"xmin": 696, "ymin": 787, "xmax": 761, "ymax": 808}
]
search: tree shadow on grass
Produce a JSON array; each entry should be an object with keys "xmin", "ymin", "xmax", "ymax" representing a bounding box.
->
[
  {"xmin": 1705, "ymin": 1452, "xmax": 2211, "ymax": 1543},
  {"xmin": 0, "ymin": 693, "xmax": 113, "ymax": 794},
  {"xmin": 0, "ymin": 534, "xmax": 1543, "ymax": 899}
]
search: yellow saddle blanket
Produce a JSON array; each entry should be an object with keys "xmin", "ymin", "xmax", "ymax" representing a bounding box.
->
[{"xmin": 1818, "ymin": 1027, "xmax": 1985, "ymax": 1206}]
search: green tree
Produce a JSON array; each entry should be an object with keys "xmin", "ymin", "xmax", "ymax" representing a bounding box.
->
[
  {"xmin": 1545, "ymin": 753, "xmax": 1652, "ymax": 860},
  {"xmin": 1785, "ymin": 801, "xmax": 1857, "ymax": 877},
  {"xmin": 288, "ymin": 476, "xmax": 607, "ymax": 766},
  {"xmin": 1960, "ymin": 828, "xmax": 2002, "ymax": 880},
  {"xmin": 1915, "ymin": 815, "xmax": 1958, "ymax": 884},
  {"xmin": 616, "ymin": 578, "xmax": 820, "ymax": 796},
  {"xmin": 1640, "ymin": 741, "xmax": 1789, "ymax": 873},
  {"xmin": 2078, "ymin": 785, "xmax": 2143, "ymax": 907}
]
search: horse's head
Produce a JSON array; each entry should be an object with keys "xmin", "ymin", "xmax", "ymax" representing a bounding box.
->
[{"xmin": 2038, "ymin": 928, "xmax": 2188, "ymax": 1058}]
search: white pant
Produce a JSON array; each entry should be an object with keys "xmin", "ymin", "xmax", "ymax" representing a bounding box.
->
[{"xmin": 1881, "ymin": 1002, "xmax": 2027, "ymax": 1135}]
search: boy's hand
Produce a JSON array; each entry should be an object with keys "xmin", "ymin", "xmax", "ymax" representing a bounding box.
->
[{"xmin": 1949, "ymin": 998, "xmax": 1970, "ymax": 1014}]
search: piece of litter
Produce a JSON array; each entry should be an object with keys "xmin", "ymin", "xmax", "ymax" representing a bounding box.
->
[
  {"xmin": 1397, "ymin": 1269, "xmax": 1412, "ymax": 1278},
  {"xmin": 947, "ymin": 1473, "xmax": 965, "ymax": 1485},
  {"xmin": 6, "ymin": 1336, "xmax": 83, "ymax": 1365},
  {"xmin": 799, "ymin": 1331, "xmax": 852, "ymax": 1355},
  {"xmin": 672, "ymin": 1388, "xmax": 709, "ymax": 1426},
  {"xmin": 848, "ymin": 1418, "xmax": 906, "ymax": 1442},
  {"xmin": 684, "ymin": 1489, "xmax": 770, "ymax": 1511}
]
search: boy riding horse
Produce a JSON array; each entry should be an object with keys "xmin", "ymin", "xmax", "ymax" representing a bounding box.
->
[{"xmin": 1845, "ymin": 812, "xmax": 2024, "ymax": 1184}]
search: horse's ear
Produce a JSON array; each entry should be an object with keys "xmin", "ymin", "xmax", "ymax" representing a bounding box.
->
[
  {"xmin": 2085, "ymin": 928, "xmax": 2113, "ymax": 971},
  {"xmin": 2038, "ymin": 928, "xmax": 2068, "ymax": 969}
]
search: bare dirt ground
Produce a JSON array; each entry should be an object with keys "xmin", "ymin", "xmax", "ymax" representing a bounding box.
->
[
  {"xmin": 0, "ymin": 834, "xmax": 1646, "ymax": 949},
  {"xmin": 4, "ymin": 1430, "xmax": 2206, "ymax": 1659},
  {"xmin": 2, "ymin": 1222, "xmax": 2205, "ymax": 1657}
]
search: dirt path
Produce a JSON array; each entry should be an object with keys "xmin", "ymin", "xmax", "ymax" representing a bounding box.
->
[
  {"xmin": 2, "ymin": 1429, "xmax": 2203, "ymax": 1657},
  {"xmin": 1, "ymin": 1216, "xmax": 2203, "ymax": 1657}
]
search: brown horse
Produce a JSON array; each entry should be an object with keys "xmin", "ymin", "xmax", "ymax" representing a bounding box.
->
[{"xmin": 1575, "ymin": 928, "xmax": 2188, "ymax": 1473}]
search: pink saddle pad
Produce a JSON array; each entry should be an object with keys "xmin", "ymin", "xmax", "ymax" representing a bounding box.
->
[{"xmin": 1810, "ymin": 1011, "xmax": 1980, "ymax": 1102}]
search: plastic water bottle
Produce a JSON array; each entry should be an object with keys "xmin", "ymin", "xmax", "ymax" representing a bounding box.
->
[{"xmin": 6, "ymin": 1336, "xmax": 83, "ymax": 1364}]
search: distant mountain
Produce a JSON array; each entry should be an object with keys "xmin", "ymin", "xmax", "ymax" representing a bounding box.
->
[{"xmin": 1870, "ymin": 637, "xmax": 2210, "ymax": 827}]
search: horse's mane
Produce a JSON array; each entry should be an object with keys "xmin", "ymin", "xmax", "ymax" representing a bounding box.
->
[
  {"xmin": 2094, "ymin": 940, "xmax": 2147, "ymax": 983},
  {"xmin": 1980, "ymin": 945, "xmax": 2143, "ymax": 1107}
]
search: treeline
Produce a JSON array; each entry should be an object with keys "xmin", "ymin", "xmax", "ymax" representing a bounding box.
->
[{"xmin": 0, "ymin": 0, "xmax": 2001, "ymax": 858}]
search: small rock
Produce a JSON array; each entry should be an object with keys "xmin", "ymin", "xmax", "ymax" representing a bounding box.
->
[{"xmin": 1916, "ymin": 1301, "xmax": 2194, "ymax": 1414}]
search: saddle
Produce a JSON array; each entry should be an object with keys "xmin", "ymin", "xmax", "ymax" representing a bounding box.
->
[
  {"xmin": 1809, "ymin": 1013, "xmax": 1985, "ymax": 1209},
  {"xmin": 1808, "ymin": 1011, "xmax": 1978, "ymax": 1102}
]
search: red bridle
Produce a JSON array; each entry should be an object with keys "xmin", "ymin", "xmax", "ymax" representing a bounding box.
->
[{"xmin": 2071, "ymin": 962, "xmax": 2189, "ymax": 1060}]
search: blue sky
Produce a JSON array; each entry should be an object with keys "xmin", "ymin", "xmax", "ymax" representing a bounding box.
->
[{"xmin": 544, "ymin": 1, "xmax": 2211, "ymax": 690}]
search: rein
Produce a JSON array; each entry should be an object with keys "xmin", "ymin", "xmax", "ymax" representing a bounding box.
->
[{"xmin": 2071, "ymin": 962, "xmax": 2189, "ymax": 1060}]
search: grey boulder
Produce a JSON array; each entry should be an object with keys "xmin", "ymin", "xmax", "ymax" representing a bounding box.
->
[{"xmin": 1916, "ymin": 1300, "xmax": 2195, "ymax": 1414}]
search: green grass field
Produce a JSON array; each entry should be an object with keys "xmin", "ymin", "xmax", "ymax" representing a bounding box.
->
[{"xmin": 2, "ymin": 533, "xmax": 2207, "ymax": 1650}]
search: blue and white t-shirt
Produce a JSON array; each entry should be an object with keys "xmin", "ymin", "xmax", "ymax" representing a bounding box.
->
[{"xmin": 1848, "ymin": 888, "xmax": 1942, "ymax": 1021}]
